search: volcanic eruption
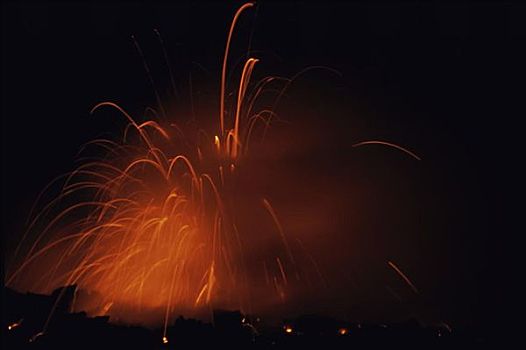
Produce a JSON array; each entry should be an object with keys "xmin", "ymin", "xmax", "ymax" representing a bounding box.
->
[{"xmin": 5, "ymin": 2, "xmax": 420, "ymax": 342}]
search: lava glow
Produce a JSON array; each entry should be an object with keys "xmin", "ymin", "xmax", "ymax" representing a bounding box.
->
[
  {"xmin": 6, "ymin": 2, "xmax": 310, "ymax": 333},
  {"xmin": 6, "ymin": 2, "xmax": 421, "ymax": 337}
]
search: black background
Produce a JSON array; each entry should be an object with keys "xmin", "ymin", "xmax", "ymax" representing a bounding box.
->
[{"xmin": 2, "ymin": 0, "xmax": 523, "ymax": 334}]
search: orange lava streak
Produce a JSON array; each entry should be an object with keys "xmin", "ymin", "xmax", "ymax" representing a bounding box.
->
[
  {"xmin": 220, "ymin": 2, "xmax": 255, "ymax": 135},
  {"xmin": 352, "ymin": 140, "xmax": 421, "ymax": 161},
  {"xmin": 387, "ymin": 260, "xmax": 419, "ymax": 294},
  {"xmin": 231, "ymin": 57, "xmax": 259, "ymax": 159}
]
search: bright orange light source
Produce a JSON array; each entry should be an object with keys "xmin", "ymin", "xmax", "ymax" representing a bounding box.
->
[
  {"xmin": 338, "ymin": 328, "xmax": 348, "ymax": 335},
  {"xmin": 284, "ymin": 326, "xmax": 293, "ymax": 334},
  {"xmin": 162, "ymin": 336, "xmax": 168, "ymax": 344},
  {"xmin": 7, "ymin": 319, "xmax": 23, "ymax": 331},
  {"xmin": 214, "ymin": 135, "xmax": 220, "ymax": 152}
]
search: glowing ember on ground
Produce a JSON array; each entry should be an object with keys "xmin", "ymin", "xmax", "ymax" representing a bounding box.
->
[{"xmin": 7, "ymin": 319, "xmax": 23, "ymax": 331}]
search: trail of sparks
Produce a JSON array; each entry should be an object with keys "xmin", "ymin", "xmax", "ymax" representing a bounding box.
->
[
  {"xmin": 387, "ymin": 260, "xmax": 419, "ymax": 294},
  {"xmin": 352, "ymin": 140, "xmax": 421, "ymax": 161}
]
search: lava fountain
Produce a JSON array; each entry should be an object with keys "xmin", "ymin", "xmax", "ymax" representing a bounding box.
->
[
  {"xmin": 6, "ymin": 1, "xmax": 306, "ymax": 329},
  {"xmin": 5, "ymin": 2, "xmax": 420, "ymax": 339}
]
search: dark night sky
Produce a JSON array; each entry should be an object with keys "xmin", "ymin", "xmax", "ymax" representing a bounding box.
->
[{"xmin": 2, "ymin": 1, "xmax": 523, "ymax": 332}]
